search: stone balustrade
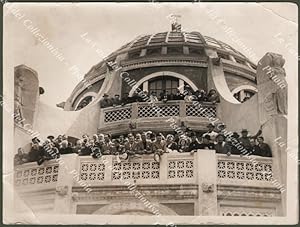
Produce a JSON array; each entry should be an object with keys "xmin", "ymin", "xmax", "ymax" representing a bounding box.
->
[
  {"xmin": 217, "ymin": 154, "xmax": 274, "ymax": 187},
  {"xmin": 14, "ymin": 159, "xmax": 59, "ymax": 190},
  {"xmin": 14, "ymin": 152, "xmax": 274, "ymax": 189},
  {"xmin": 13, "ymin": 151, "xmax": 279, "ymax": 215}
]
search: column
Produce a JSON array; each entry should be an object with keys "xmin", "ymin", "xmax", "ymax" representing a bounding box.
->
[
  {"xmin": 196, "ymin": 150, "xmax": 218, "ymax": 216},
  {"xmin": 53, "ymin": 154, "xmax": 78, "ymax": 214},
  {"xmin": 143, "ymin": 81, "xmax": 148, "ymax": 92},
  {"xmin": 179, "ymin": 80, "xmax": 185, "ymax": 93}
]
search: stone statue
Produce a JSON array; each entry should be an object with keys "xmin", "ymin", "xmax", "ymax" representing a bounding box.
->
[{"xmin": 257, "ymin": 52, "xmax": 287, "ymax": 117}]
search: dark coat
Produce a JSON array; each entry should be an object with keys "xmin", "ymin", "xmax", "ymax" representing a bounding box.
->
[{"xmin": 215, "ymin": 142, "xmax": 231, "ymax": 154}]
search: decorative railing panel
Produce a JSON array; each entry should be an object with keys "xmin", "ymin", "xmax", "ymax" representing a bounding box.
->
[
  {"xmin": 79, "ymin": 162, "xmax": 106, "ymax": 182},
  {"xmin": 15, "ymin": 162, "xmax": 59, "ymax": 187},
  {"xmin": 186, "ymin": 103, "xmax": 217, "ymax": 118},
  {"xmin": 168, "ymin": 159, "xmax": 194, "ymax": 179},
  {"xmin": 112, "ymin": 160, "xmax": 160, "ymax": 180},
  {"xmin": 138, "ymin": 104, "xmax": 180, "ymax": 118},
  {"xmin": 102, "ymin": 101, "xmax": 217, "ymax": 124},
  {"xmin": 104, "ymin": 107, "xmax": 132, "ymax": 123},
  {"xmin": 217, "ymin": 155, "xmax": 273, "ymax": 184}
]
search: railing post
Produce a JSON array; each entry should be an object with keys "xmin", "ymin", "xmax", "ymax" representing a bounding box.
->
[
  {"xmin": 195, "ymin": 149, "xmax": 218, "ymax": 216},
  {"xmin": 160, "ymin": 153, "xmax": 168, "ymax": 182},
  {"xmin": 179, "ymin": 100, "xmax": 186, "ymax": 118},
  {"xmin": 102, "ymin": 155, "xmax": 113, "ymax": 183},
  {"xmin": 131, "ymin": 103, "xmax": 138, "ymax": 120},
  {"xmin": 53, "ymin": 154, "xmax": 78, "ymax": 214},
  {"xmin": 99, "ymin": 108, "xmax": 105, "ymax": 128}
]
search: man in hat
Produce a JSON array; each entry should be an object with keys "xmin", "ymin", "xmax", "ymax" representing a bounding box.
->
[
  {"xmin": 227, "ymin": 132, "xmax": 241, "ymax": 155},
  {"xmin": 187, "ymin": 132, "xmax": 201, "ymax": 153},
  {"xmin": 100, "ymin": 93, "xmax": 112, "ymax": 108},
  {"xmin": 215, "ymin": 134, "xmax": 231, "ymax": 155},
  {"xmin": 239, "ymin": 126, "xmax": 262, "ymax": 151},
  {"xmin": 199, "ymin": 135, "xmax": 214, "ymax": 150},
  {"xmin": 257, "ymin": 136, "xmax": 272, "ymax": 157},
  {"xmin": 202, "ymin": 123, "xmax": 218, "ymax": 143}
]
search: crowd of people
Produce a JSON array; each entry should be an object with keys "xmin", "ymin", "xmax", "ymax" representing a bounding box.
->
[
  {"xmin": 15, "ymin": 123, "xmax": 272, "ymax": 166},
  {"xmin": 100, "ymin": 88, "xmax": 220, "ymax": 108}
]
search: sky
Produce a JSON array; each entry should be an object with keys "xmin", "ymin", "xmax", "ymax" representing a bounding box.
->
[{"xmin": 4, "ymin": 2, "xmax": 298, "ymax": 108}]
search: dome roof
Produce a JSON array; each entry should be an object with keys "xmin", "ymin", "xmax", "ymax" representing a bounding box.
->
[{"xmin": 107, "ymin": 31, "xmax": 251, "ymax": 63}]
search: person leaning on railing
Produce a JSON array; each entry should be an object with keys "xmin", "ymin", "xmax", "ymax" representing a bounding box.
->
[
  {"xmin": 137, "ymin": 132, "xmax": 153, "ymax": 155},
  {"xmin": 165, "ymin": 134, "xmax": 178, "ymax": 153},
  {"xmin": 238, "ymin": 126, "xmax": 262, "ymax": 152},
  {"xmin": 198, "ymin": 135, "xmax": 215, "ymax": 150},
  {"xmin": 152, "ymin": 133, "xmax": 167, "ymax": 162},
  {"xmin": 215, "ymin": 134, "xmax": 231, "ymax": 156},
  {"xmin": 100, "ymin": 93, "xmax": 113, "ymax": 108},
  {"xmin": 187, "ymin": 132, "xmax": 201, "ymax": 154},
  {"xmin": 14, "ymin": 148, "xmax": 29, "ymax": 166}
]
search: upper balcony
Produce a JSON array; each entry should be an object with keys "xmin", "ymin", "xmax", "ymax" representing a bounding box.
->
[{"xmin": 99, "ymin": 100, "xmax": 219, "ymax": 134}]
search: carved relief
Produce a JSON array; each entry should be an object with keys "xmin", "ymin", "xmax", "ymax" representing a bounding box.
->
[
  {"xmin": 56, "ymin": 186, "xmax": 69, "ymax": 196},
  {"xmin": 202, "ymin": 183, "xmax": 214, "ymax": 193}
]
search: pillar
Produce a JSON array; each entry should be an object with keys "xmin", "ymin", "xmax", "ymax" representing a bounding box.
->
[
  {"xmin": 196, "ymin": 149, "xmax": 218, "ymax": 215},
  {"xmin": 53, "ymin": 154, "xmax": 78, "ymax": 214}
]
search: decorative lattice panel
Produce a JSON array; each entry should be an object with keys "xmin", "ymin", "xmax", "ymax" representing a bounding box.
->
[
  {"xmin": 168, "ymin": 160, "xmax": 194, "ymax": 179},
  {"xmin": 186, "ymin": 104, "xmax": 217, "ymax": 118},
  {"xmin": 220, "ymin": 206, "xmax": 275, "ymax": 217},
  {"xmin": 80, "ymin": 162, "xmax": 106, "ymax": 181},
  {"xmin": 104, "ymin": 107, "xmax": 132, "ymax": 123},
  {"xmin": 112, "ymin": 161, "xmax": 160, "ymax": 180},
  {"xmin": 217, "ymin": 160, "xmax": 273, "ymax": 182},
  {"xmin": 138, "ymin": 104, "xmax": 179, "ymax": 118},
  {"xmin": 15, "ymin": 164, "xmax": 59, "ymax": 187}
]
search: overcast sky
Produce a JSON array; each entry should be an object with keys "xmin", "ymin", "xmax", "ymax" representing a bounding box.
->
[{"xmin": 5, "ymin": 2, "xmax": 298, "ymax": 108}]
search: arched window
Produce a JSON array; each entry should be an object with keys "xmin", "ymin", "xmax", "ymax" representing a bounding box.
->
[
  {"xmin": 75, "ymin": 96, "xmax": 94, "ymax": 111},
  {"xmin": 146, "ymin": 76, "xmax": 181, "ymax": 95},
  {"xmin": 231, "ymin": 85, "xmax": 258, "ymax": 103},
  {"xmin": 233, "ymin": 89, "xmax": 256, "ymax": 103},
  {"xmin": 129, "ymin": 71, "xmax": 198, "ymax": 97}
]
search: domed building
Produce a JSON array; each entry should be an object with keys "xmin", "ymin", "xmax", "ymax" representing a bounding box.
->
[
  {"xmin": 65, "ymin": 30, "xmax": 257, "ymax": 112},
  {"xmin": 13, "ymin": 24, "xmax": 287, "ymax": 219}
]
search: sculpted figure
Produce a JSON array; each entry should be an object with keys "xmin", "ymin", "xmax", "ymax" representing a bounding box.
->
[{"xmin": 257, "ymin": 52, "xmax": 287, "ymax": 116}]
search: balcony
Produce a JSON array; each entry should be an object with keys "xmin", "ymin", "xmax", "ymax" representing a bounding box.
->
[
  {"xmin": 14, "ymin": 151, "xmax": 281, "ymax": 216},
  {"xmin": 99, "ymin": 101, "xmax": 218, "ymax": 134}
]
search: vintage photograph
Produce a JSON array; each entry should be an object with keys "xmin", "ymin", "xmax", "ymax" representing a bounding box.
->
[{"xmin": 3, "ymin": 2, "xmax": 298, "ymax": 225}]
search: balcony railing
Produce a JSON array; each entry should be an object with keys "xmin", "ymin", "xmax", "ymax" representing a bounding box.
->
[
  {"xmin": 217, "ymin": 154, "xmax": 274, "ymax": 187},
  {"xmin": 77, "ymin": 152, "xmax": 196, "ymax": 187},
  {"xmin": 14, "ymin": 152, "xmax": 275, "ymax": 190},
  {"xmin": 100, "ymin": 100, "xmax": 217, "ymax": 125},
  {"xmin": 14, "ymin": 160, "xmax": 59, "ymax": 189}
]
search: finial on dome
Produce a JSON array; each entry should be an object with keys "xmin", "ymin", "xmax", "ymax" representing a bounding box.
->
[{"xmin": 168, "ymin": 14, "xmax": 182, "ymax": 32}]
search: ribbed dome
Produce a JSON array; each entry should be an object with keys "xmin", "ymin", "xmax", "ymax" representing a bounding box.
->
[{"xmin": 111, "ymin": 31, "xmax": 249, "ymax": 61}]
